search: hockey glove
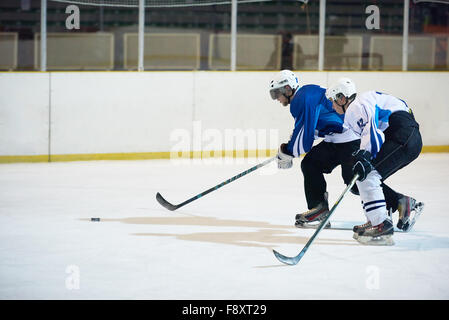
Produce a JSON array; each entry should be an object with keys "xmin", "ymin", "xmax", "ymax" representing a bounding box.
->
[
  {"xmin": 352, "ymin": 150, "xmax": 373, "ymax": 181},
  {"xmin": 277, "ymin": 143, "xmax": 293, "ymax": 169}
]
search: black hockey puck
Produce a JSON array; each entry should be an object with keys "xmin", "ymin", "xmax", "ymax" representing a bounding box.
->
[{"xmin": 91, "ymin": 218, "xmax": 100, "ymax": 222}]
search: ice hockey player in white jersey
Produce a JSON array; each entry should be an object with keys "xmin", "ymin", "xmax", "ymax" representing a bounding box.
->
[
  {"xmin": 326, "ymin": 78, "xmax": 423, "ymax": 245},
  {"xmin": 269, "ymin": 70, "xmax": 360, "ymax": 227}
]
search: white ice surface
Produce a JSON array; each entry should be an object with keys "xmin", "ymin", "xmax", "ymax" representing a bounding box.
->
[{"xmin": 0, "ymin": 153, "xmax": 448, "ymax": 299}]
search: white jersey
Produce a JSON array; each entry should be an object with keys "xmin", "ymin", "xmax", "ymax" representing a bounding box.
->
[{"xmin": 344, "ymin": 91, "xmax": 410, "ymax": 158}]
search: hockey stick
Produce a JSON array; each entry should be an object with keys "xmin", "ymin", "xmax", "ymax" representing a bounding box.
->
[
  {"xmin": 273, "ymin": 174, "xmax": 359, "ymax": 266},
  {"xmin": 156, "ymin": 156, "xmax": 277, "ymax": 211}
]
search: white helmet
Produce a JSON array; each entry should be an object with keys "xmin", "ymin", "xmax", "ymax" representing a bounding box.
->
[
  {"xmin": 326, "ymin": 77, "xmax": 357, "ymax": 101},
  {"xmin": 269, "ymin": 70, "xmax": 299, "ymax": 100}
]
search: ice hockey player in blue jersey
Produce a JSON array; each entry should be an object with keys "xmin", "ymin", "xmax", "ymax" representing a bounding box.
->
[
  {"xmin": 326, "ymin": 78, "xmax": 424, "ymax": 245},
  {"xmin": 269, "ymin": 70, "xmax": 360, "ymax": 227}
]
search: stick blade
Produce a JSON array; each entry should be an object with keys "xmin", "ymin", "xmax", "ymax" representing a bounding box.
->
[
  {"xmin": 272, "ymin": 249, "xmax": 302, "ymax": 266},
  {"xmin": 156, "ymin": 192, "xmax": 178, "ymax": 211}
]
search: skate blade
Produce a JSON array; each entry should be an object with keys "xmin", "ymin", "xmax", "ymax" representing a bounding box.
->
[
  {"xmin": 398, "ymin": 202, "xmax": 424, "ymax": 232},
  {"xmin": 295, "ymin": 221, "xmax": 331, "ymax": 229},
  {"xmin": 356, "ymin": 235, "xmax": 395, "ymax": 246}
]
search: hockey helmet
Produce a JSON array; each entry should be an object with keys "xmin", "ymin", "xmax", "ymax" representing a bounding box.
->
[
  {"xmin": 269, "ymin": 70, "xmax": 299, "ymax": 100},
  {"xmin": 326, "ymin": 77, "xmax": 357, "ymax": 102}
]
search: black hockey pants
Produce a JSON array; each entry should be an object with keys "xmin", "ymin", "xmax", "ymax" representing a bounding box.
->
[
  {"xmin": 300, "ymin": 111, "xmax": 422, "ymax": 211},
  {"xmin": 373, "ymin": 111, "xmax": 423, "ymax": 212},
  {"xmin": 301, "ymin": 139, "xmax": 360, "ymax": 209}
]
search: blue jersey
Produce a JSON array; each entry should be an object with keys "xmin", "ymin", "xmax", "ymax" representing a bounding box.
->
[{"xmin": 287, "ymin": 85, "xmax": 355, "ymax": 157}]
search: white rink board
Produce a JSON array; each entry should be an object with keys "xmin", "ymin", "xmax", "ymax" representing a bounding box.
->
[
  {"xmin": 50, "ymin": 72, "xmax": 194, "ymax": 154},
  {"xmin": 0, "ymin": 73, "xmax": 49, "ymax": 156},
  {"xmin": 0, "ymin": 71, "xmax": 448, "ymax": 157}
]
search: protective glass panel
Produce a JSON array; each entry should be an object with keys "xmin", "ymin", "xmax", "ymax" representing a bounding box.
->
[
  {"xmin": 0, "ymin": 32, "xmax": 18, "ymax": 70},
  {"xmin": 0, "ymin": 0, "xmax": 40, "ymax": 70},
  {"xmin": 124, "ymin": 33, "xmax": 200, "ymax": 70},
  {"xmin": 325, "ymin": 0, "xmax": 404, "ymax": 71},
  {"xmin": 409, "ymin": 1, "xmax": 448, "ymax": 70}
]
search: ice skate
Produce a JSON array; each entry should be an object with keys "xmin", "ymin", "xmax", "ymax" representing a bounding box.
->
[
  {"xmin": 355, "ymin": 218, "xmax": 395, "ymax": 246},
  {"xmin": 353, "ymin": 207, "xmax": 393, "ymax": 239},
  {"xmin": 295, "ymin": 192, "xmax": 330, "ymax": 228},
  {"xmin": 396, "ymin": 195, "xmax": 424, "ymax": 232},
  {"xmin": 352, "ymin": 221, "xmax": 372, "ymax": 240}
]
